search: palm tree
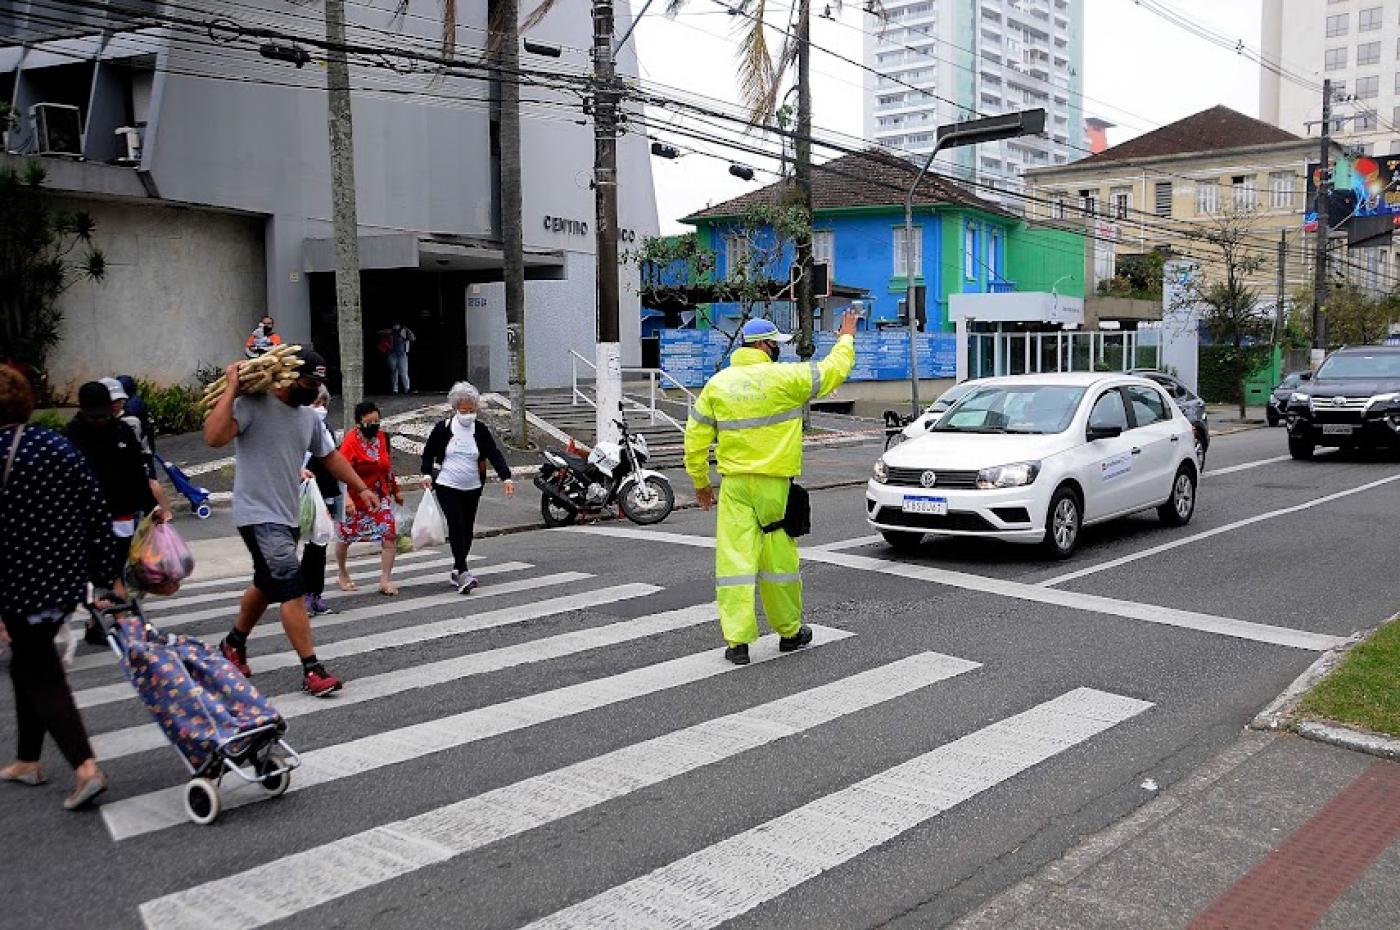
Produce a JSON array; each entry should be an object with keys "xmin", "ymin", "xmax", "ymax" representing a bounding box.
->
[{"xmin": 664, "ymin": 1, "xmax": 881, "ymax": 363}]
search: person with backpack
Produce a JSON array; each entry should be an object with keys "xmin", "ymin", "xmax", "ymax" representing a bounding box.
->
[
  {"xmin": 381, "ymin": 322, "xmax": 415, "ymax": 394},
  {"xmin": 419, "ymin": 382, "xmax": 514, "ymax": 594}
]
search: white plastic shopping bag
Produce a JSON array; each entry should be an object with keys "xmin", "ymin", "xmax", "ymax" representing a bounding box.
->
[
  {"xmin": 411, "ymin": 489, "xmax": 448, "ymax": 549},
  {"xmin": 311, "ymin": 492, "xmax": 334, "ymax": 547},
  {"xmin": 300, "ymin": 478, "xmax": 334, "ymax": 546}
]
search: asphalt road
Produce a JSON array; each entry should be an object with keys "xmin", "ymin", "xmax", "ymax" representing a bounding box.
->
[{"xmin": 2, "ymin": 426, "xmax": 1398, "ymax": 929}]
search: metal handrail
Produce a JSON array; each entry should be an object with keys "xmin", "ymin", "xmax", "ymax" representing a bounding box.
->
[{"xmin": 568, "ymin": 351, "xmax": 691, "ymax": 433}]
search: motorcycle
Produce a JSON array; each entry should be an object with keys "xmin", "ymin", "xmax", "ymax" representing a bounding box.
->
[{"xmin": 535, "ymin": 415, "xmax": 675, "ymax": 527}]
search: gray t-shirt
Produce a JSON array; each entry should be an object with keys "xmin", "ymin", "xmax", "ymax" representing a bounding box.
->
[{"xmin": 232, "ymin": 394, "xmax": 335, "ymax": 528}]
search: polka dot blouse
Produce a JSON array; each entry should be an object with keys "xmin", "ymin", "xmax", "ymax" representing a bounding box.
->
[{"xmin": 0, "ymin": 425, "xmax": 118, "ymax": 623}]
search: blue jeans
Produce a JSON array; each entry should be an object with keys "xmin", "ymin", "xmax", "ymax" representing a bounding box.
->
[{"xmin": 388, "ymin": 353, "xmax": 410, "ymax": 393}]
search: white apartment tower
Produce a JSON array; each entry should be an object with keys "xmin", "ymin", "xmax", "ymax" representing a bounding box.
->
[
  {"xmin": 1261, "ymin": 0, "xmax": 1400, "ymax": 150},
  {"xmin": 863, "ymin": 0, "xmax": 1086, "ymax": 205}
]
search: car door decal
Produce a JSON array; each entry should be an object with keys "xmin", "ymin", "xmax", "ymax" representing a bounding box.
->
[{"xmin": 1100, "ymin": 453, "xmax": 1132, "ymax": 482}]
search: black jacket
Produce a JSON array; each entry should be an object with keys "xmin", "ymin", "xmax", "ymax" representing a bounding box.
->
[
  {"xmin": 420, "ymin": 418, "xmax": 512, "ymax": 485},
  {"xmin": 307, "ymin": 423, "xmax": 341, "ymax": 499},
  {"xmin": 65, "ymin": 415, "xmax": 156, "ymax": 519}
]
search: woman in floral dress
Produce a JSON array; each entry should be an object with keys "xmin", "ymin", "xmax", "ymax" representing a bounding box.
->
[{"xmin": 334, "ymin": 401, "xmax": 403, "ymax": 595}]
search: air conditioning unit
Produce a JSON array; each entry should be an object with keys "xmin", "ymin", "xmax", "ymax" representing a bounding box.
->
[
  {"xmin": 30, "ymin": 103, "xmax": 83, "ymax": 157},
  {"xmin": 114, "ymin": 124, "xmax": 144, "ymax": 166}
]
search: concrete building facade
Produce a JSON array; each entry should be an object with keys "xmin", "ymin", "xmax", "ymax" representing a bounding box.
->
[
  {"xmin": 863, "ymin": 0, "xmax": 1086, "ymax": 204},
  {"xmin": 1, "ymin": 0, "xmax": 658, "ymax": 396}
]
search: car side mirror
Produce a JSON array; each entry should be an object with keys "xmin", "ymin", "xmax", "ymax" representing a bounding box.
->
[{"xmin": 1087, "ymin": 424, "xmax": 1122, "ymax": 441}]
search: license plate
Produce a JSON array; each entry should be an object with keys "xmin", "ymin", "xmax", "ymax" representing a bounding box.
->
[
  {"xmin": 1322, "ymin": 424, "xmax": 1355, "ymax": 435},
  {"xmin": 902, "ymin": 495, "xmax": 948, "ymax": 516}
]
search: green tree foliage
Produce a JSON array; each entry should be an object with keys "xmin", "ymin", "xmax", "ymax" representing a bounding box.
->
[{"xmin": 0, "ymin": 159, "xmax": 106, "ymax": 396}]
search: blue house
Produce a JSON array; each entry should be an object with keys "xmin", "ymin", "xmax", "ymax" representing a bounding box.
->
[{"xmin": 676, "ymin": 149, "xmax": 1085, "ymax": 336}]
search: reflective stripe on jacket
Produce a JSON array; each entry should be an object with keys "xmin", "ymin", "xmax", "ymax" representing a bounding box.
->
[{"xmin": 683, "ymin": 334, "xmax": 856, "ymax": 486}]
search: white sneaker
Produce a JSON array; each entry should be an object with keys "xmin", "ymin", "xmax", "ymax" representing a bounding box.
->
[
  {"xmin": 457, "ymin": 572, "xmax": 480, "ymax": 595},
  {"xmin": 448, "ymin": 570, "xmax": 460, "ymax": 589}
]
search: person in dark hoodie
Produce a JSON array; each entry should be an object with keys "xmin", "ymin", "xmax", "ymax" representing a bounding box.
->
[
  {"xmin": 66, "ymin": 381, "xmax": 172, "ymax": 642},
  {"xmin": 115, "ymin": 375, "xmax": 155, "ymax": 459}
]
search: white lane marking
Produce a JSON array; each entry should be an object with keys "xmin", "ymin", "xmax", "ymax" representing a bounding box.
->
[
  {"xmin": 103, "ymin": 624, "xmax": 852, "ymax": 842},
  {"xmin": 521, "ymin": 687, "xmax": 1151, "ymax": 930},
  {"xmin": 809, "ymin": 549, "xmax": 1343, "ymax": 652},
  {"xmin": 558, "ymin": 525, "xmax": 716, "ymax": 549},
  {"xmin": 565, "ymin": 526, "xmax": 1346, "ymax": 652},
  {"xmin": 143, "ymin": 555, "xmax": 462, "ymax": 614},
  {"xmin": 168, "ymin": 548, "xmax": 448, "ymax": 594},
  {"xmin": 1039, "ymin": 471, "xmax": 1400, "ymax": 589},
  {"xmin": 1205, "ymin": 454, "xmax": 1291, "ymax": 477},
  {"xmin": 807, "ymin": 535, "xmax": 883, "ymax": 552},
  {"xmin": 137, "ymin": 652, "xmax": 979, "ymax": 930},
  {"xmin": 72, "ymin": 570, "xmax": 589, "ymax": 709},
  {"xmin": 139, "ymin": 559, "xmax": 522, "ymax": 629},
  {"xmin": 94, "ymin": 604, "xmax": 719, "ymax": 761}
]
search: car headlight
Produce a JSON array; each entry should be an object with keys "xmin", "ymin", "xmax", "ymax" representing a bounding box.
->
[
  {"xmin": 1368, "ymin": 392, "xmax": 1400, "ymax": 406},
  {"xmin": 976, "ymin": 461, "xmax": 1040, "ymax": 490},
  {"xmin": 873, "ymin": 459, "xmax": 889, "ymax": 484},
  {"xmin": 1291, "ymin": 392, "xmax": 1310, "ymax": 403}
]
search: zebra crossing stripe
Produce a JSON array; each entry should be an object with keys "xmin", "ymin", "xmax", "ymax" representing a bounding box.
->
[
  {"xmin": 92, "ymin": 603, "xmax": 719, "ymax": 761},
  {"xmin": 521, "ymin": 687, "xmax": 1153, "ymax": 930},
  {"xmin": 136, "ymin": 651, "xmax": 978, "ymax": 930},
  {"xmin": 142, "ymin": 555, "xmax": 464, "ymax": 614},
  {"xmin": 72, "ymin": 570, "xmax": 592, "ymax": 710},
  {"xmin": 66, "ymin": 562, "xmax": 537, "ymax": 675},
  {"xmin": 171, "ymin": 548, "xmax": 446, "ymax": 594},
  {"xmin": 137, "ymin": 558, "xmax": 514, "ymax": 630},
  {"xmin": 102, "ymin": 624, "xmax": 851, "ymax": 842}
]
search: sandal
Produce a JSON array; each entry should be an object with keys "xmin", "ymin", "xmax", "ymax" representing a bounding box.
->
[
  {"xmin": 63, "ymin": 771, "xmax": 107, "ymax": 810},
  {"xmin": 0, "ymin": 763, "xmax": 46, "ymax": 786},
  {"xmin": 379, "ymin": 582, "xmax": 399, "ymax": 597},
  {"xmin": 337, "ymin": 575, "xmax": 359, "ymax": 592}
]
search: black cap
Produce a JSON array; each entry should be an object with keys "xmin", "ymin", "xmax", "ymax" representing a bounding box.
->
[
  {"xmin": 296, "ymin": 347, "xmax": 328, "ymax": 382},
  {"xmin": 78, "ymin": 381, "xmax": 113, "ymax": 416}
]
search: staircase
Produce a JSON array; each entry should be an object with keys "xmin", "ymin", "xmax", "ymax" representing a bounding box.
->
[{"xmin": 527, "ymin": 390, "xmax": 687, "ymax": 470}]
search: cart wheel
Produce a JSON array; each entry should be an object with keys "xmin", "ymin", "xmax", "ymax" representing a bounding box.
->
[
  {"xmin": 195, "ymin": 504, "xmax": 212, "ymax": 520},
  {"xmin": 183, "ymin": 777, "xmax": 222, "ymax": 825},
  {"xmin": 257, "ymin": 752, "xmax": 292, "ymax": 797}
]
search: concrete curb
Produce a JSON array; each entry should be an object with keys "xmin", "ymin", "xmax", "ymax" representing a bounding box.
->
[{"xmin": 948, "ymin": 732, "xmax": 1276, "ymax": 930}]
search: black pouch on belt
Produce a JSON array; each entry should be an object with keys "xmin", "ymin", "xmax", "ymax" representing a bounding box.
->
[{"xmin": 761, "ymin": 481, "xmax": 811, "ymax": 538}]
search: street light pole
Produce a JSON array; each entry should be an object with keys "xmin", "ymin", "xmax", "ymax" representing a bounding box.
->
[
  {"xmin": 592, "ymin": 0, "xmax": 623, "ymax": 447},
  {"xmin": 903, "ymin": 109, "xmax": 1047, "ymax": 417}
]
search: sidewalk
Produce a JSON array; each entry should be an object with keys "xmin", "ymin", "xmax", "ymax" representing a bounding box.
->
[{"xmin": 952, "ymin": 731, "xmax": 1400, "ymax": 929}]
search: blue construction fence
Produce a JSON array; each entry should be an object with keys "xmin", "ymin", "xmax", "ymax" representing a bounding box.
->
[{"xmin": 659, "ymin": 329, "xmax": 957, "ymax": 389}]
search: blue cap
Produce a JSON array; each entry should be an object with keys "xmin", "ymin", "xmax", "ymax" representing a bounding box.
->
[{"xmin": 740, "ymin": 318, "xmax": 793, "ymax": 344}]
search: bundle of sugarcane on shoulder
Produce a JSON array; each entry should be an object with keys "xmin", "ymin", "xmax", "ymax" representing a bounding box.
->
[{"xmin": 197, "ymin": 344, "xmax": 305, "ymax": 415}]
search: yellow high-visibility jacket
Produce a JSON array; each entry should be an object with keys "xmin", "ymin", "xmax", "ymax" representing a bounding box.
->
[{"xmin": 684, "ymin": 335, "xmax": 856, "ymax": 487}]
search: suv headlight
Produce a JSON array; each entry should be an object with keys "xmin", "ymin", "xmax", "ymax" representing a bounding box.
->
[
  {"xmin": 872, "ymin": 459, "xmax": 889, "ymax": 484},
  {"xmin": 1367, "ymin": 392, "xmax": 1400, "ymax": 407},
  {"xmin": 1291, "ymin": 391, "xmax": 1310, "ymax": 403},
  {"xmin": 976, "ymin": 461, "xmax": 1040, "ymax": 490}
]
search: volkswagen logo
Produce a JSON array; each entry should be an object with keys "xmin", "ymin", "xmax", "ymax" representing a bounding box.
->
[
  {"xmin": 1333, "ymin": 396, "xmax": 1348, "ymax": 407},
  {"xmin": 919, "ymin": 470, "xmax": 938, "ymax": 488}
]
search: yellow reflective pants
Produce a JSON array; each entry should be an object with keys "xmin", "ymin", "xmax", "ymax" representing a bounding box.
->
[{"xmin": 715, "ymin": 474, "xmax": 802, "ymax": 646}]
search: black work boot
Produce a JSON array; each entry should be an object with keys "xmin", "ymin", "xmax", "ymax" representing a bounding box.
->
[
  {"xmin": 724, "ymin": 644, "xmax": 750, "ymax": 665},
  {"xmin": 778, "ymin": 624, "xmax": 814, "ymax": 652}
]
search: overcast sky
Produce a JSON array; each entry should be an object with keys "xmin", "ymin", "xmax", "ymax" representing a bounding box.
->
[{"xmin": 632, "ymin": 0, "xmax": 1264, "ymax": 233}]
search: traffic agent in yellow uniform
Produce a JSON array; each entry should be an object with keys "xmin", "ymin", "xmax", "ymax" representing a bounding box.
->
[{"xmin": 684, "ymin": 313, "xmax": 858, "ymax": 665}]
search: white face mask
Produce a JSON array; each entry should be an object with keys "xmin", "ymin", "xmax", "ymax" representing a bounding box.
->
[
  {"xmin": 455, "ymin": 412, "xmax": 477, "ymax": 429},
  {"xmin": 312, "ymin": 406, "xmax": 328, "ymax": 420}
]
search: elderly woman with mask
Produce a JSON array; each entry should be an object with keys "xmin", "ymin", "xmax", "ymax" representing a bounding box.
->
[{"xmin": 420, "ymin": 382, "xmax": 514, "ymax": 594}]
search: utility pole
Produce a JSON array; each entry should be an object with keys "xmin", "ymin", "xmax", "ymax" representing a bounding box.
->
[
  {"xmin": 592, "ymin": 0, "xmax": 623, "ymax": 447},
  {"xmin": 1311, "ymin": 78, "xmax": 1332, "ymax": 369},
  {"xmin": 497, "ymin": 0, "xmax": 529, "ymax": 447},
  {"xmin": 793, "ymin": 0, "xmax": 815, "ymax": 367},
  {"xmin": 324, "ymin": 0, "xmax": 364, "ymax": 431},
  {"xmin": 1274, "ymin": 230, "xmax": 1287, "ymax": 344}
]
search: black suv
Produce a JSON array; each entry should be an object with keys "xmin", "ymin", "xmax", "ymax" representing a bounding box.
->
[{"xmin": 1284, "ymin": 345, "xmax": 1400, "ymax": 459}]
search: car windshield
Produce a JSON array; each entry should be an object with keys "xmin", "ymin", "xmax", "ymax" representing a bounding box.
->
[
  {"xmin": 934, "ymin": 385, "xmax": 1086, "ymax": 434},
  {"xmin": 1315, "ymin": 353, "xmax": 1400, "ymax": 379},
  {"xmin": 928, "ymin": 381, "xmax": 976, "ymax": 412}
]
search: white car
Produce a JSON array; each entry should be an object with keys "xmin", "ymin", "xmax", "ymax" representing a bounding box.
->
[
  {"xmin": 897, "ymin": 381, "xmax": 981, "ymax": 441},
  {"xmin": 867, "ymin": 372, "xmax": 1200, "ymax": 559}
]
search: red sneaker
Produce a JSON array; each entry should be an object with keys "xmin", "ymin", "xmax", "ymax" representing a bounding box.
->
[
  {"xmin": 220, "ymin": 638, "xmax": 252, "ymax": 678},
  {"xmin": 302, "ymin": 665, "xmax": 343, "ymax": 697}
]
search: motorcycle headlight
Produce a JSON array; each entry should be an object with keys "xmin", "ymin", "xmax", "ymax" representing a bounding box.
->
[
  {"xmin": 976, "ymin": 461, "xmax": 1040, "ymax": 490},
  {"xmin": 872, "ymin": 459, "xmax": 889, "ymax": 484}
]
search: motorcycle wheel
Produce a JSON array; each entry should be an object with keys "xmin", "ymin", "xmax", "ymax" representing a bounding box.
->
[
  {"xmin": 620, "ymin": 476, "xmax": 675, "ymax": 525},
  {"xmin": 540, "ymin": 492, "xmax": 577, "ymax": 528}
]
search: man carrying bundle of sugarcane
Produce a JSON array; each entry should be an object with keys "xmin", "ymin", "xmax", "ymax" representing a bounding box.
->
[{"xmin": 203, "ymin": 347, "xmax": 379, "ymax": 697}]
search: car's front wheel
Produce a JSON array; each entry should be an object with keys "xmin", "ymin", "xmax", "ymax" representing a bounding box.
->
[
  {"xmin": 1266, "ymin": 408, "xmax": 1280, "ymax": 427},
  {"xmin": 881, "ymin": 529, "xmax": 924, "ymax": 553},
  {"xmin": 1288, "ymin": 434, "xmax": 1315, "ymax": 460},
  {"xmin": 1040, "ymin": 485, "xmax": 1081, "ymax": 560},
  {"xmin": 1158, "ymin": 465, "xmax": 1196, "ymax": 527}
]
